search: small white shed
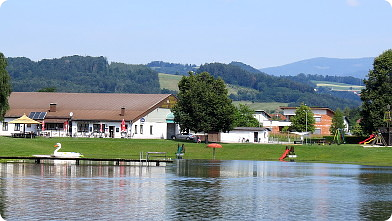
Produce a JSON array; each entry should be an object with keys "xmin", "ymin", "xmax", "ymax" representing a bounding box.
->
[{"xmin": 220, "ymin": 127, "xmax": 270, "ymax": 143}]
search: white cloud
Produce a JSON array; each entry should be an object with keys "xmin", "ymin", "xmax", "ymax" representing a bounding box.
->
[
  {"xmin": 386, "ymin": 0, "xmax": 392, "ymax": 7},
  {"xmin": 346, "ymin": 0, "xmax": 360, "ymax": 7},
  {"xmin": 0, "ymin": 0, "xmax": 7, "ymax": 8}
]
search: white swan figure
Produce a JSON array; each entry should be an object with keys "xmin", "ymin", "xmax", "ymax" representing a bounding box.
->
[{"xmin": 52, "ymin": 143, "xmax": 83, "ymax": 158}]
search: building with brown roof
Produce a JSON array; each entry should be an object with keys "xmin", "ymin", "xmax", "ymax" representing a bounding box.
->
[
  {"xmin": 281, "ymin": 107, "xmax": 335, "ymax": 135},
  {"xmin": 1, "ymin": 92, "xmax": 178, "ymax": 139}
]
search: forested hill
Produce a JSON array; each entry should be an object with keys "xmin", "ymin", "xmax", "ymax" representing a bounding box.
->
[
  {"xmin": 197, "ymin": 63, "xmax": 361, "ymax": 110},
  {"xmin": 6, "ymin": 56, "xmax": 362, "ymax": 110},
  {"xmin": 146, "ymin": 61, "xmax": 197, "ymax": 75},
  {"xmin": 7, "ymin": 56, "xmax": 161, "ymax": 93}
]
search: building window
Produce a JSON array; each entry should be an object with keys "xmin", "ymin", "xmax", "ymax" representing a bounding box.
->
[
  {"xmin": 315, "ymin": 117, "xmax": 321, "ymax": 122},
  {"xmin": 140, "ymin": 125, "xmax": 143, "ymax": 134},
  {"xmin": 314, "ymin": 128, "xmax": 321, "ymax": 135},
  {"xmin": 46, "ymin": 123, "xmax": 63, "ymax": 130},
  {"xmin": 14, "ymin": 123, "xmax": 20, "ymax": 131},
  {"xmin": 2, "ymin": 122, "xmax": 8, "ymax": 131},
  {"xmin": 93, "ymin": 124, "xmax": 106, "ymax": 132},
  {"xmin": 93, "ymin": 124, "xmax": 100, "ymax": 132},
  {"xmin": 77, "ymin": 123, "xmax": 89, "ymax": 132},
  {"xmin": 150, "ymin": 125, "xmax": 153, "ymax": 135},
  {"xmin": 134, "ymin": 125, "xmax": 138, "ymax": 134}
]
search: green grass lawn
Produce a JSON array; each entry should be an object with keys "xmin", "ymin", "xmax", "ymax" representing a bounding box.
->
[
  {"xmin": 0, "ymin": 137, "xmax": 391, "ymax": 166},
  {"xmin": 232, "ymin": 101, "xmax": 288, "ymax": 112},
  {"xmin": 158, "ymin": 73, "xmax": 182, "ymax": 91}
]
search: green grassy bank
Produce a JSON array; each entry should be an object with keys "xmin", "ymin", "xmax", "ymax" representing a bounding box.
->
[{"xmin": 0, "ymin": 137, "xmax": 391, "ymax": 166}]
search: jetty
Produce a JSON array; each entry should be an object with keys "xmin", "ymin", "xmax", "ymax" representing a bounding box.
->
[{"xmin": 0, "ymin": 152, "xmax": 173, "ymax": 166}]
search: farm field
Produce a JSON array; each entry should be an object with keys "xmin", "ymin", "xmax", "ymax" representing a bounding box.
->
[
  {"xmin": 158, "ymin": 73, "xmax": 182, "ymax": 91},
  {"xmin": 232, "ymin": 101, "xmax": 288, "ymax": 112},
  {"xmin": 312, "ymin": 80, "xmax": 364, "ymax": 92}
]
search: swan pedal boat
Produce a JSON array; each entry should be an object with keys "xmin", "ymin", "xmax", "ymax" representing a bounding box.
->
[{"xmin": 51, "ymin": 143, "xmax": 83, "ymax": 158}]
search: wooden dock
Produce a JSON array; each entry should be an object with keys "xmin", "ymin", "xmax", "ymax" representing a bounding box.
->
[{"xmin": 0, "ymin": 155, "xmax": 174, "ymax": 166}]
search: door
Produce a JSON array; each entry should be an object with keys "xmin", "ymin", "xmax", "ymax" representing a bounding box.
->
[
  {"xmin": 109, "ymin": 126, "xmax": 115, "ymax": 138},
  {"xmin": 166, "ymin": 123, "xmax": 175, "ymax": 139},
  {"xmin": 254, "ymin": 132, "xmax": 259, "ymax": 143}
]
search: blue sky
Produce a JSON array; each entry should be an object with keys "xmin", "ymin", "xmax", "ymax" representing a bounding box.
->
[{"xmin": 0, "ymin": 0, "xmax": 391, "ymax": 68}]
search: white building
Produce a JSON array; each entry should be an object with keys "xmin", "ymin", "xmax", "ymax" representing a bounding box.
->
[
  {"xmin": 220, "ymin": 127, "xmax": 270, "ymax": 143},
  {"xmin": 253, "ymin": 110, "xmax": 291, "ymax": 133},
  {"xmin": 1, "ymin": 92, "xmax": 179, "ymax": 139}
]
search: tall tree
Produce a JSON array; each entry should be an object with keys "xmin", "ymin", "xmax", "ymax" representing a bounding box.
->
[
  {"xmin": 232, "ymin": 104, "xmax": 260, "ymax": 127},
  {"xmin": 330, "ymin": 108, "xmax": 345, "ymax": 135},
  {"xmin": 172, "ymin": 72, "xmax": 235, "ymax": 135},
  {"xmin": 0, "ymin": 52, "xmax": 11, "ymax": 121},
  {"xmin": 289, "ymin": 104, "xmax": 315, "ymax": 133},
  {"xmin": 360, "ymin": 49, "xmax": 392, "ymax": 134}
]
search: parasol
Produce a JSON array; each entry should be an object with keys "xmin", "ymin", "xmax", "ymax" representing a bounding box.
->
[
  {"xmin": 9, "ymin": 114, "xmax": 41, "ymax": 135},
  {"xmin": 121, "ymin": 119, "xmax": 126, "ymax": 132},
  {"xmin": 207, "ymin": 143, "xmax": 223, "ymax": 159}
]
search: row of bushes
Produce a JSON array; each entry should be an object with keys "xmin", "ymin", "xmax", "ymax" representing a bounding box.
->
[
  {"xmin": 270, "ymin": 133, "xmax": 368, "ymax": 144},
  {"xmin": 322, "ymin": 136, "xmax": 368, "ymax": 144}
]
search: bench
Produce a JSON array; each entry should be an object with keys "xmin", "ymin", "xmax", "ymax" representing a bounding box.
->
[{"xmin": 146, "ymin": 152, "xmax": 167, "ymax": 161}]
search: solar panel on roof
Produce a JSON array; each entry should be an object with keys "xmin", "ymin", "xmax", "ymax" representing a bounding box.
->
[{"xmin": 28, "ymin": 112, "xmax": 47, "ymax": 120}]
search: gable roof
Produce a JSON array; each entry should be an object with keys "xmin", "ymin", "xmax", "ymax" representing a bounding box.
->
[
  {"xmin": 280, "ymin": 106, "xmax": 335, "ymax": 115},
  {"xmin": 254, "ymin": 110, "xmax": 271, "ymax": 119},
  {"xmin": 6, "ymin": 92, "xmax": 177, "ymax": 122}
]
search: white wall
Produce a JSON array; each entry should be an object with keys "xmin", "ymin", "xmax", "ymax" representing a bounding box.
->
[
  {"xmin": 130, "ymin": 108, "xmax": 177, "ymax": 139},
  {"xmin": 0, "ymin": 118, "xmax": 40, "ymax": 136},
  {"xmin": 221, "ymin": 130, "xmax": 269, "ymax": 143},
  {"xmin": 1, "ymin": 108, "xmax": 178, "ymax": 139},
  {"xmin": 253, "ymin": 111, "xmax": 269, "ymax": 124}
]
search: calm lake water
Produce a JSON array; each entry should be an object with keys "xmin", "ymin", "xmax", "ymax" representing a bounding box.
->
[{"xmin": 0, "ymin": 160, "xmax": 391, "ymax": 221}]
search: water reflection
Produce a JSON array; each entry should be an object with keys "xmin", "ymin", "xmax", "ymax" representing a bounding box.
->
[
  {"xmin": 0, "ymin": 162, "xmax": 167, "ymax": 220},
  {"xmin": 166, "ymin": 160, "xmax": 392, "ymax": 221},
  {"xmin": 358, "ymin": 167, "xmax": 392, "ymax": 220},
  {"xmin": 0, "ymin": 161, "xmax": 391, "ymax": 221}
]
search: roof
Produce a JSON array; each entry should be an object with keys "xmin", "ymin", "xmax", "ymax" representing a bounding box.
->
[
  {"xmin": 254, "ymin": 110, "xmax": 271, "ymax": 119},
  {"xmin": 232, "ymin": 127, "xmax": 269, "ymax": 131},
  {"xmin": 280, "ymin": 106, "xmax": 335, "ymax": 114},
  {"xmin": 6, "ymin": 92, "xmax": 177, "ymax": 122}
]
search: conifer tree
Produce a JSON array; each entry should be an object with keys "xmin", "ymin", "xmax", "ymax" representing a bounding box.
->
[{"xmin": 330, "ymin": 109, "xmax": 345, "ymax": 135}]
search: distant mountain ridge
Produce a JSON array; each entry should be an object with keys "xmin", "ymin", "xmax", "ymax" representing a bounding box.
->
[{"xmin": 259, "ymin": 57, "xmax": 374, "ymax": 78}]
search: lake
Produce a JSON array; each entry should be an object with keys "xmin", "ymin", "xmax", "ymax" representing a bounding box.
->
[{"xmin": 0, "ymin": 160, "xmax": 391, "ymax": 220}]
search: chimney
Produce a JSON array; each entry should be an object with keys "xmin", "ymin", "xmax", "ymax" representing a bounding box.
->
[
  {"xmin": 120, "ymin": 107, "xmax": 125, "ymax": 116},
  {"xmin": 49, "ymin": 103, "xmax": 57, "ymax": 112}
]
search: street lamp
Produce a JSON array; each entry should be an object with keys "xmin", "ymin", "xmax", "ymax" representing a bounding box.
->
[
  {"xmin": 304, "ymin": 109, "xmax": 308, "ymax": 145},
  {"xmin": 69, "ymin": 112, "xmax": 73, "ymax": 137}
]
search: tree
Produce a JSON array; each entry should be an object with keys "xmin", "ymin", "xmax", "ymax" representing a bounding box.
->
[
  {"xmin": 0, "ymin": 52, "xmax": 11, "ymax": 121},
  {"xmin": 360, "ymin": 49, "xmax": 392, "ymax": 134},
  {"xmin": 352, "ymin": 122, "xmax": 366, "ymax": 137},
  {"xmin": 37, "ymin": 87, "xmax": 57, "ymax": 92},
  {"xmin": 172, "ymin": 72, "xmax": 236, "ymax": 135},
  {"xmin": 289, "ymin": 104, "xmax": 315, "ymax": 133},
  {"xmin": 330, "ymin": 108, "xmax": 345, "ymax": 135},
  {"xmin": 232, "ymin": 104, "xmax": 260, "ymax": 127}
]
